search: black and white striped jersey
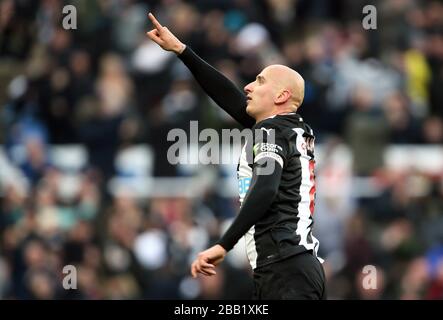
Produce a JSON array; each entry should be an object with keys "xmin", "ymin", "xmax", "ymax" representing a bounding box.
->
[{"xmin": 236, "ymin": 113, "xmax": 321, "ymax": 269}]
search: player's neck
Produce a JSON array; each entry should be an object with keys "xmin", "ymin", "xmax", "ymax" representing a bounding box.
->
[{"xmin": 254, "ymin": 110, "xmax": 296, "ymax": 123}]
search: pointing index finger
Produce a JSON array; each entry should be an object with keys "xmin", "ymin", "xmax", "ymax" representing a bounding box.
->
[{"xmin": 148, "ymin": 12, "xmax": 163, "ymax": 31}]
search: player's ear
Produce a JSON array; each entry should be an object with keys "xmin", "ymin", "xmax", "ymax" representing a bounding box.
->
[{"xmin": 275, "ymin": 89, "xmax": 291, "ymax": 104}]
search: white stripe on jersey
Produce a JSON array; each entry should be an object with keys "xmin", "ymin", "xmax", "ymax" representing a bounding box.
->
[
  {"xmin": 293, "ymin": 128, "xmax": 323, "ymax": 263},
  {"xmin": 238, "ymin": 142, "xmax": 252, "ymax": 184},
  {"xmin": 238, "ymin": 142, "xmax": 258, "ymax": 269},
  {"xmin": 245, "ymin": 227, "xmax": 257, "ymax": 269}
]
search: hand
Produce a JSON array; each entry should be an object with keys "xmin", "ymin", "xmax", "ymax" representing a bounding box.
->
[
  {"xmin": 190, "ymin": 245, "xmax": 227, "ymax": 278},
  {"xmin": 146, "ymin": 12, "xmax": 186, "ymax": 54}
]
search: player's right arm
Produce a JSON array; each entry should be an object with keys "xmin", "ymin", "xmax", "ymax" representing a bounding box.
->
[{"xmin": 147, "ymin": 13, "xmax": 255, "ymax": 128}]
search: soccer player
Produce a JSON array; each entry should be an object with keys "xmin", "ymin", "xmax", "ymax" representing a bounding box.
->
[{"xmin": 147, "ymin": 13, "xmax": 326, "ymax": 299}]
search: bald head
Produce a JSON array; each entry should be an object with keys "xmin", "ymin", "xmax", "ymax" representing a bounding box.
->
[
  {"xmin": 262, "ymin": 64, "xmax": 305, "ymax": 110},
  {"xmin": 244, "ymin": 64, "xmax": 305, "ymax": 122}
]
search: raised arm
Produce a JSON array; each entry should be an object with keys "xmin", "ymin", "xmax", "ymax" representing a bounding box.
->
[{"xmin": 147, "ymin": 13, "xmax": 255, "ymax": 128}]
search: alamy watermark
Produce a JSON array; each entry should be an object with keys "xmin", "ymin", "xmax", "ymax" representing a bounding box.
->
[
  {"xmin": 62, "ymin": 5, "xmax": 77, "ymax": 30},
  {"xmin": 62, "ymin": 4, "xmax": 377, "ymax": 31},
  {"xmin": 62, "ymin": 265, "xmax": 77, "ymax": 290},
  {"xmin": 167, "ymin": 121, "xmax": 278, "ymax": 175},
  {"xmin": 362, "ymin": 5, "xmax": 377, "ymax": 30},
  {"xmin": 362, "ymin": 265, "xmax": 377, "ymax": 290}
]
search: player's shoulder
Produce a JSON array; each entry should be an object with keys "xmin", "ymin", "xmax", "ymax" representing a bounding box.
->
[
  {"xmin": 255, "ymin": 115, "xmax": 288, "ymax": 132},
  {"xmin": 255, "ymin": 113, "xmax": 310, "ymax": 138},
  {"xmin": 254, "ymin": 118, "xmax": 286, "ymax": 141}
]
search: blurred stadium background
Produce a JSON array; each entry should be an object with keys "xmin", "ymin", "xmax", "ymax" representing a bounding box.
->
[{"xmin": 1, "ymin": 0, "xmax": 443, "ymax": 299}]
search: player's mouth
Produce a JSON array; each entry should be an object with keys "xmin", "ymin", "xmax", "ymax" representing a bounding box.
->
[{"xmin": 246, "ymin": 96, "xmax": 252, "ymax": 103}]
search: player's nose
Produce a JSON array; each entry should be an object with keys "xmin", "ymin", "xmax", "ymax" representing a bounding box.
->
[{"xmin": 244, "ymin": 82, "xmax": 253, "ymax": 94}]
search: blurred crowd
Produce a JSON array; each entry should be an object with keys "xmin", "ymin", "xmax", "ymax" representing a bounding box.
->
[{"xmin": 1, "ymin": 0, "xmax": 443, "ymax": 299}]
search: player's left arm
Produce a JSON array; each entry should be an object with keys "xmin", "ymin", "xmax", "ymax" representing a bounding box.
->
[
  {"xmin": 190, "ymin": 124, "xmax": 289, "ymax": 277},
  {"xmin": 217, "ymin": 124, "xmax": 289, "ymax": 251},
  {"xmin": 191, "ymin": 159, "xmax": 284, "ymax": 277},
  {"xmin": 217, "ymin": 156, "xmax": 283, "ymax": 251}
]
